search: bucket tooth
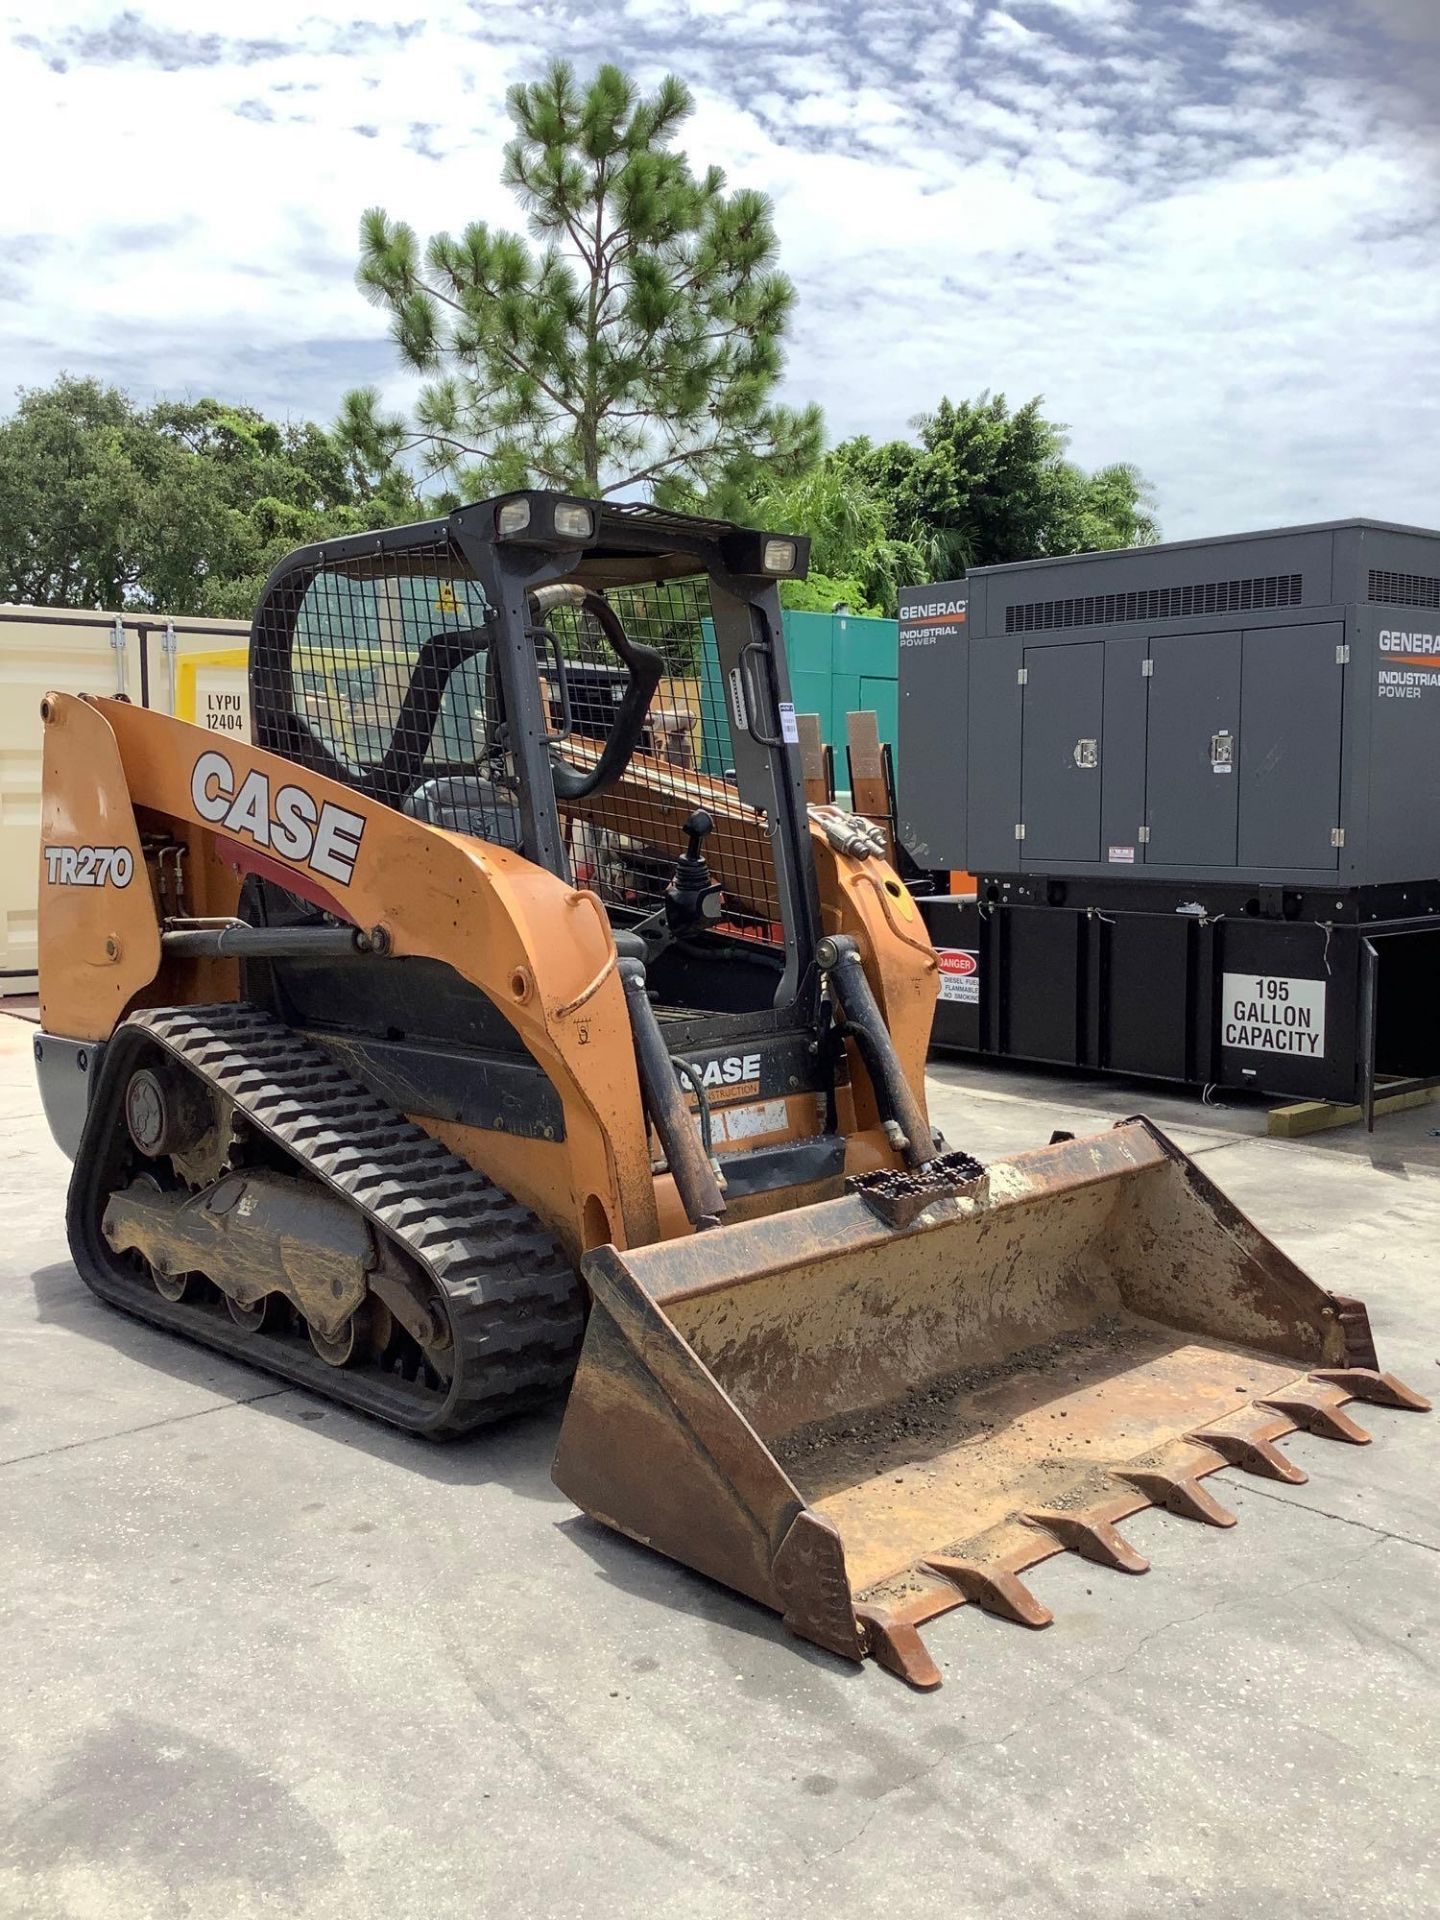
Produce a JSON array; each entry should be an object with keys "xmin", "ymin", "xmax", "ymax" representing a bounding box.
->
[
  {"xmin": 1119, "ymin": 1469, "xmax": 1237, "ymax": 1528},
  {"xmin": 1187, "ymin": 1429, "xmax": 1308, "ymax": 1485},
  {"xmin": 1311, "ymin": 1368, "xmax": 1431, "ymax": 1413},
  {"xmin": 1259, "ymin": 1393, "xmax": 1371, "ymax": 1445},
  {"xmin": 1025, "ymin": 1509, "xmax": 1149, "ymax": 1574},
  {"xmin": 923, "ymin": 1558, "xmax": 1053, "ymax": 1629},
  {"xmin": 856, "ymin": 1607, "xmax": 943, "ymax": 1690}
]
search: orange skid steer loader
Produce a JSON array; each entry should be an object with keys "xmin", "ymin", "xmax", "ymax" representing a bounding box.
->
[{"xmin": 35, "ymin": 494, "xmax": 1426, "ymax": 1687}]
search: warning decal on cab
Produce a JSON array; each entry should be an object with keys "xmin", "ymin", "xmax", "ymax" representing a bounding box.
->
[{"xmin": 936, "ymin": 948, "xmax": 980, "ymax": 1006}]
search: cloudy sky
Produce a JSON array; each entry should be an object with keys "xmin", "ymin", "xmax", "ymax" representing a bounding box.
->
[{"xmin": 1, "ymin": 0, "xmax": 1436, "ymax": 540}]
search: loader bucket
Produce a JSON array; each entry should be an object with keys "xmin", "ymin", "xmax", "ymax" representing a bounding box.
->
[{"xmin": 553, "ymin": 1119, "xmax": 1428, "ymax": 1687}]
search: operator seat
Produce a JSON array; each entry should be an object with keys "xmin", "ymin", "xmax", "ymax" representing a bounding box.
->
[{"xmin": 402, "ymin": 776, "xmax": 524, "ymax": 851}]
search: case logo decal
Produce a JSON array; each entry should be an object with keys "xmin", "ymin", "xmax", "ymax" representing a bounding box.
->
[
  {"xmin": 681, "ymin": 1050, "xmax": 766, "ymax": 1104},
  {"xmin": 44, "ymin": 845, "xmax": 134, "ymax": 887},
  {"xmin": 698, "ymin": 1051, "xmax": 762, "ymax": 1089},
  {"xmin": 190, "ymin": 750, "xmax": 365, "ymax": 886}
]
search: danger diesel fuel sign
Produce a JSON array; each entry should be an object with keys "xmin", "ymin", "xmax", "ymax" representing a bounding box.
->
[{"xmin": 1221, "ymin": 974, "xmax": 1327, "ymax": 1057}]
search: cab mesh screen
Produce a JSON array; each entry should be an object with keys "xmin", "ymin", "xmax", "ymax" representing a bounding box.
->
[
  {"xmin": 254, "ymin": 546, "xmax": 779, "ymax": 936},
  {"xmin": 542, "ymin": 577, "xmax": 778, "ymax": 937}
]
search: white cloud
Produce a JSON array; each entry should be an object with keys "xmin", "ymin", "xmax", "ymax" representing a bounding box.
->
[
  {"xmin": 0, "ymin": 0, "xmax": 1436, "ymax": 541},
  {"xmin": 1020, "ymin": 0, "xmax": 1135, "ymax": 21}
]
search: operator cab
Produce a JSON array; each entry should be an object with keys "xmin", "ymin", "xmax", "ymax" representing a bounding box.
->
[{"xmin": 248, "ymin": 493, "xmax": 817, "ymax": 1022}]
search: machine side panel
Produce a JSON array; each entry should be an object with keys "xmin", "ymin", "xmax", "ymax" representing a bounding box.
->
[
  {"xmin": 1099, "ymin": 635, "xmax": 1148, "ymax": 866},
  {"xmin": 1356, "ymin": 599, "xmax": 1440, "ymax": 885},
  {"xmin": 897, "ymin": 581, "xmax": 969, "ymax": 869},
  {"xmin": 1019, "ymin": 641, "xmax": 1103, "ymax": 865},
  {"xmin": 38, "ymin": 695, "xmax": 162, "ymax": 1042},
  {"xmin": 1237, "ymin": 623, "xmax": 1344, "ymax": 873},
  {"xmin": 1144, "ymin": 630, "xmax": 1242, "ymax": 867},
  {"xmin": 87, "ymin": 696, "xmax": 660, "ymax": 1255},
  {"xmin": 966, "ymin": 638, "xmax": 1024, "ymax": 874}
]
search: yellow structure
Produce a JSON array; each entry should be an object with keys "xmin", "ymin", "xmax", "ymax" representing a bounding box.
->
[
  {"xmin": 0, "ymin": 607, "xmax": 248, "ymax": 989},
  {"xmin": 174, "ymin": 646, "xmax": 250, "ymax": 743}
]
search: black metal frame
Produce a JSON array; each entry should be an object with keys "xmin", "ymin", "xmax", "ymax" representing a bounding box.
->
[
  {"xmin": 924, "ymin": 883, "xmax": 1440, "ymax": 1123},
  {"xmin": 248, "ymin": 493, "xmax": 821, "ymax": 1016},
  {"xmin": 1358, "ymin": 922, "xmax": 1440, "ymax": 1129}
]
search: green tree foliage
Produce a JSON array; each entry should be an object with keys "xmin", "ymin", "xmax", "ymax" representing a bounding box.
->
[
  {"xmin": 824, "ymin": 394, "xmax": 1159, "ymax": 603},
  {"xmin": 346, "ymin": 59, "xmax": 820, "ymax": 499},
  {"xmin": 0, "ymin": 377, "xmax": 419, "ymax": 616},
  {"xmin": 776, "ymin": 570, "xmax": 881, "ymax": 616},
  {"xmin": 741, "ymin": 462, "xmax": 929, "ymax": 617}
]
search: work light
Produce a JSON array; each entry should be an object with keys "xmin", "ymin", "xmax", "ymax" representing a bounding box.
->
[{"xmin": 554, "ymin": 503, "xmax": 596, "ymax": 541}]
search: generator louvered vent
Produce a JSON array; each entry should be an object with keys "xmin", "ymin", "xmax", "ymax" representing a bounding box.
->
[
  {"xmin": 1004, "ymin": 572, "xmax": 1303, "ymax": 634},
  {"xmin": 1368, "ymin": 568, "xmax": 1440, "ymax": 610}
]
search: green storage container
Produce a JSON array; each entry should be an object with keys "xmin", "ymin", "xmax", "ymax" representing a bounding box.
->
[{"xmin": 692, "ymin": 607, "xmax": 898, "ymax": 776}]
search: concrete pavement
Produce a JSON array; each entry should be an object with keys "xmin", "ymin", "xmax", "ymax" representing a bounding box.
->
[{"xmin": 2, "ymin": 1013, "xmax": 1436, "ymax": 1919}]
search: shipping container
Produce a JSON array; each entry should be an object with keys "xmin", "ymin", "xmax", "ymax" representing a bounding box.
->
[{"xmin": 0, "ymin": 607, "xmax": 248, "ymax": 990}]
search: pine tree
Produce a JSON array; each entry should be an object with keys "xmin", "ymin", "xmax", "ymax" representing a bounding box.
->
[{"xmin": 346, "ymin": 59, "xmax": 819, "ymax": 500}]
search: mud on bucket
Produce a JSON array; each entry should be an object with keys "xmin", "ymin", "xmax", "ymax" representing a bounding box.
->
[{"xmin": 551, "ymin": 1117, "xmax": 1424, "ymax": 1687}]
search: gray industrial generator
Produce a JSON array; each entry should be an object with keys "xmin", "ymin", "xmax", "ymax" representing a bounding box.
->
[{"xmin": 898, "ymin": 519, "xmax": 1440, "ymax": 1118}]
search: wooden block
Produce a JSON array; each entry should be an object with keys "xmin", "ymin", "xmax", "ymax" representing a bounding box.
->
[
  {"xmin": 1266, "ymin": 1084, "xmax": 1439, "ymax": 1138},
  {"xmin": 843, "ymin": 710, "xmax": 895, "ymax": 861},
  {"xmin": 795, "ymin": 714, "xmax": 828, "ymax": 806},
  {"xmin": 845, "ymin": 711, "xmax": 888, "ymax": 820}
]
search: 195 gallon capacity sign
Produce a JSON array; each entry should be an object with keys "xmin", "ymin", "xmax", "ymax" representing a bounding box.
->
[{"xmin": 1221, "ymin": 973, "xmax": 1327, "ymax": 1057}]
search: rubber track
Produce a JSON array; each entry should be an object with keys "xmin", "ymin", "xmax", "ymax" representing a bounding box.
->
[{"xmin": 70, "ymin": 1004, "xmax": 585, "ymax": 1437}]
